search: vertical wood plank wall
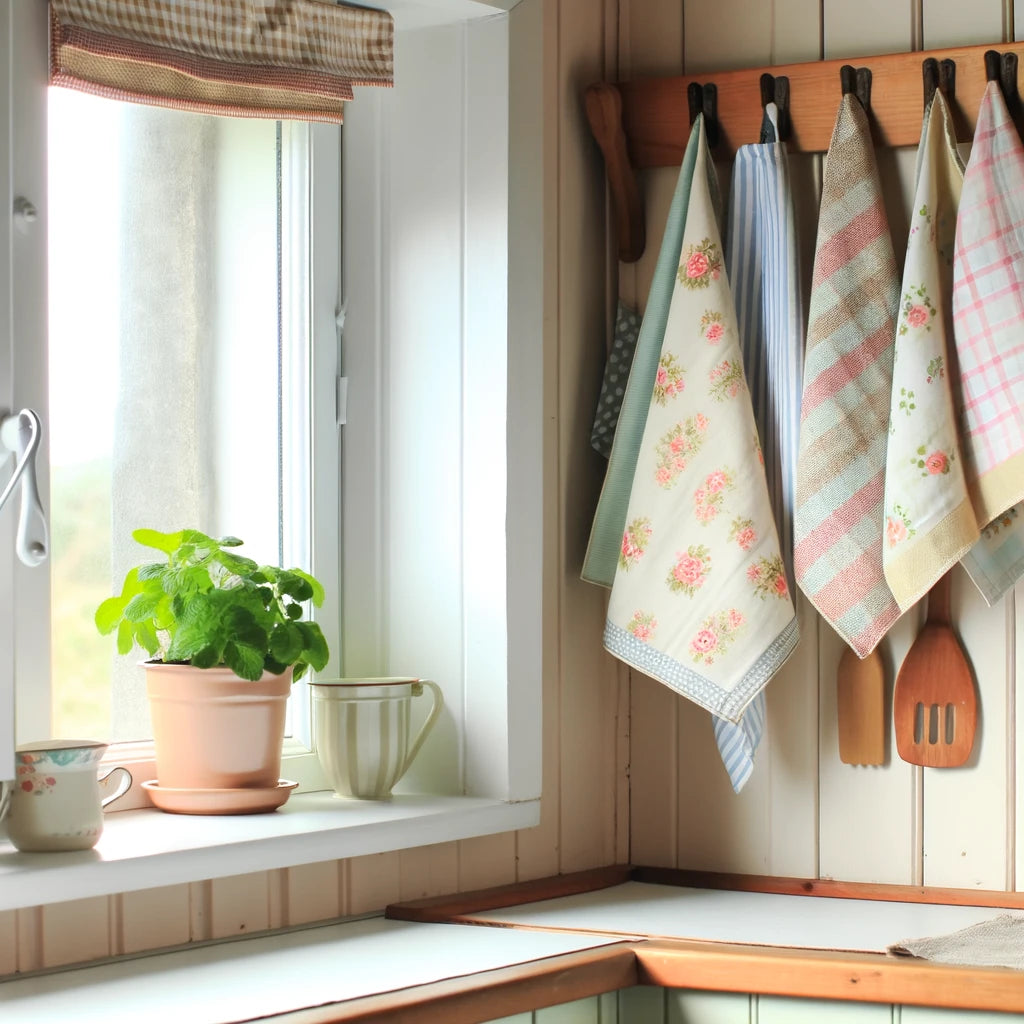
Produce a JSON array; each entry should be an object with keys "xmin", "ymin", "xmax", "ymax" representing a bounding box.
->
[
  {"xmin": 627, "ymin": 0, "xmax": 1024, "ymax": 891},
  {"xmin": 2, "ymin": 0, "xmax": 1023, "ymax": 980}
]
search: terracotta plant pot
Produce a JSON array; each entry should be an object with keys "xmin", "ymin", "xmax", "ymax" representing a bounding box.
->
[{"xmin": 143, "ymin": 662, "xmax": 293, "ymax": 811}]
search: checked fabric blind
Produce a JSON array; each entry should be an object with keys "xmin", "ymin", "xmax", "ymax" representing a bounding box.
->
[{"xmin": 49, "ymin": 0, "xmax": 394, "ymax": 123}]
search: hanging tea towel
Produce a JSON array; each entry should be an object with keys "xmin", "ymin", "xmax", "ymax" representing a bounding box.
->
[
  {"xmin": 794, "ymin": 93, "xmax": 901, "ymax": 657},
  {"xmin": 952, "ymin": 79, "xmax": 1024, "ymax": 604},
  {"xmin": 591, "ymin": 301, "xmax": 642, "ymax": 459},
  {"xmin": 582, "ymin": 126, "xmax": 703, "ymax": 587},
  {"xmin": 883, "ymin": 92, "xmax": 978, "ymax": 611},
  {"xmin": 713, "ymin": 102, "xmax": 805, "ymax": 791},
  {"xmin": 603, "ymin": 114, "xmax": 798, "ymax": 725}
]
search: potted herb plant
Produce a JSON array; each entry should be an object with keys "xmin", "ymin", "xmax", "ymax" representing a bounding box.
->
[{"xmin": 96, "ymin": 528, "xmax": 329, "ymax": 814}]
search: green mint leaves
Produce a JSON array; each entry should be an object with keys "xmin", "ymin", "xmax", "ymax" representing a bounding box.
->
[{"xmin": 95, "ymin": 528, "xmax": 329, "ymax": 682}]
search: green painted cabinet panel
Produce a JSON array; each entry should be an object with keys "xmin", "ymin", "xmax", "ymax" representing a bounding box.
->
[
  {"xmin": 668, "ymin": 990, "xmax": 751, "ymax": 1024},
  {"xmin": 900, "ymin": 1008, "xmax": 1024, "ymax": 1022},
  {"xmin": 620, "ymin": 985, "xmax": 668, "ymax": 1021},
  {"xmin": 758, "ymin": 996, "xmax": 892, "ymax": 1023},
  {"xmin": 535, "ymin": 996, "xmax": 606, "ymax": 1024}
]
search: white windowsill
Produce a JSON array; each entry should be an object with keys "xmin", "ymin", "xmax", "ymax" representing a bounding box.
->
[{"xmin": 0, "ymin": 792, "xmax": 540, "ymax": 911}]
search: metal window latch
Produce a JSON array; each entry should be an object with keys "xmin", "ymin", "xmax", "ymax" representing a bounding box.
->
[{"xmin": 0, "ymin": 409, "xmax": 49, "ymax": 567}]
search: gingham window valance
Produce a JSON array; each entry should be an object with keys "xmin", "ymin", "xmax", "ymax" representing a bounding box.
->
[{"xmin": 49, "ymin": 0, "xmax": 394, "ymax": 123}]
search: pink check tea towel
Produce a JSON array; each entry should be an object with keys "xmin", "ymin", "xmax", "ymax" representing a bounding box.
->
[
  {"xmin": 604, "ymin": 115, "xmax": 799, "ymax": 724},
  {"xmin": 952, "ymin": 80, "xmax": 1024, "ymax": 526},
  {"xmin": 953, "ymin": 80, "xmax": 1024, "ymax": 605},
  {"xmin": 794, "ymin": 93, "xmax": 901, "ymax": 657}
]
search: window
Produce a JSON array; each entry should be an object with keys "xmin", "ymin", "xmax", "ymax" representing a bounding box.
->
[
  {"xmin": 2, "ymin": 0, "xmax": 543, "ymax": 884},
  {"xmin": 46, "ymin": 91, "xmax": 340, "ymax": 751}
]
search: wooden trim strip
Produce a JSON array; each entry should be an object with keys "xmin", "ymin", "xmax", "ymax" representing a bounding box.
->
[
  {"xmin": 586, "ymin": 39, "xmax": 1024, "ymax": 260},
  {"xmin": 384, "ymin": 865, "xmax": 632, "ymax": 923},
  {"xmin": 634, "ymin": 938, "xmax": 1024, "ymax": 1014},
  {"xmin": 240, "ymin": 944, "xmax": 638, "ymax": 1023},
  {"xmin": 609, "ymin": 40, "xmax": 1021, "ymax": 165},
  {"xmin": 632, "ymin": 866, "xmax": 1024, "ymax": 909}
]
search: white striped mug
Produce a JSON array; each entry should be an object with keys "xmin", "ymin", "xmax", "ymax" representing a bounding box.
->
[{"xmin": 310, "ymin": 678, "xmax": 444, "ymax": 799}]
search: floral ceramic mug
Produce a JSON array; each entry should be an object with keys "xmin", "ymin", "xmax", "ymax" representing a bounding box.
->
[{"xmin": 2, "ymin": 740, "xmax": 132, "ymax": 852}]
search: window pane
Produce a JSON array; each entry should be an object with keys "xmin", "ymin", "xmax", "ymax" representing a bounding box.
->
[{"xmin": 47, "ymin": 90, "xmax": 306, "ymax": 742}]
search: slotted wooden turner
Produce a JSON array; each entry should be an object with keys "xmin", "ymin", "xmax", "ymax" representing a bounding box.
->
[{"xmin": 893, "ymin": 571, "xmax": 976, "ymax": 767}]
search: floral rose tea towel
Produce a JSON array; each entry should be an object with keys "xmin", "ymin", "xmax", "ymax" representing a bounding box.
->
[
  {"xmin": 883, "ymin": 92, "xmax": 978, "ymax": 610},
  {"xmin": 604, "ymin": 115, "xmax": 798, "ymax": 724}
]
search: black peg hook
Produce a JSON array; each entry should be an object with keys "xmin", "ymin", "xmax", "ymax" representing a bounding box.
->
[{"xmin": 840, "ymin": 65, "xmax": 871, "ymax": 111}]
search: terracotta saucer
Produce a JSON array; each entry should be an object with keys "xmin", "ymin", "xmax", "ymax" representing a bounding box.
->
[{"xmin": 142, "ymin": 779, "xmax": 299, "ymax": 815}]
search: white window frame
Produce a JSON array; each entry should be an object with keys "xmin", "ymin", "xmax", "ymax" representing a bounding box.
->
[{"xmin": 0, "ymin": 0, "xmax": 543, "ymax": 910}]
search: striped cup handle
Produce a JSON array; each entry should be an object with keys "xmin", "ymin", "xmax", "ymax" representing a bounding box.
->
[{"xmin": 401, "ymin": 680, "xmax": 444, "ymax": 778}]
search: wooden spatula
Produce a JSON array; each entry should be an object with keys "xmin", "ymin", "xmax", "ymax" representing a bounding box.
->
[
  {"xmin": 837, "ymin": 646, "xmax": 885, "ymax": 765},
  {"xmin": 893, "ymin": 571, "xmax": 976, "ymax": 767}
]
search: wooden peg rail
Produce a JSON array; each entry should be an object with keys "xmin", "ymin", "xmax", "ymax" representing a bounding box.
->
[{"xmin": 586, "ymin": 40, "xmax": 1024, "ymax": 262}]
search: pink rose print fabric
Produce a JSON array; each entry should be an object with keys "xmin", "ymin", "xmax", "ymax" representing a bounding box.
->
[
  {"xmin": 883, "ymin": 92, "xmax": 979, "ymax": 611},
  {"xmin": 603, "ymin": 116, "xmax": 798, "ymax": 725}
]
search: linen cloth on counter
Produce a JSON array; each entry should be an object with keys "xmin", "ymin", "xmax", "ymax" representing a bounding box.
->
[
  {"xmin": 952, "ymin": 80, "xmax": 1024, "ymax": 606},
  {"xmin": 602, "ymin": 114, "xmax": 798, "ymax": 725},
  {"xmin": 591, "ymin": 300, "xmax": 642, "ymax": 459},
  {"xmin": 713, "ymin": 102, "xmax": 804, "ymax": 791},
  {"xmin": 582, "ymin": 124, "xmax": 701, "ymax": 588},
  {"xmin": 889, "ymin": 913, "xmax": 1024, "ymax": 970},
  {"xmin": 883, "ymin": 92, "xmax": 978, "ymax": 611},
  {"xmin": 794, "ymin": 92, "xmax": 901, "ymax": 657}
]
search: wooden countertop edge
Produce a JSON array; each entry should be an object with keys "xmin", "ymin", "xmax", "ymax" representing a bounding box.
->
[
  {"xmin": 384, "ymin": 864, "xmax": 633, "ymax": 923},
  {"xmin": 238, "ymin": 943, "xmax": 639, "ymax": 1024},
  {"xmin": 387, "ymin": 865, "xmax": 1024, "ymax": 923},
  {"xmin": 633, "ymin": 938, "xmax": 1024, "ymax": 1013},
  {"xmin": 241, "ymin": 935, "xmax": 1024, "ymax": 1022}
]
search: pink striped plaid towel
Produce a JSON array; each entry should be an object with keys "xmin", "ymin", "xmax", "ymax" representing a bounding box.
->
[
  {"xmin": 794, "ymin": 94, "xmax": 901, "ymax": 657},
  {"xmin": 952, "ymin": 81, "xmax": 1024, "ymax": 527}
]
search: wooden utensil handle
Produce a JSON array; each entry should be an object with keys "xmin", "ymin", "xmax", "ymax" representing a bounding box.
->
[{"xmin": 927, "ymin": 571, "xmax": 953, "ymax": 625}]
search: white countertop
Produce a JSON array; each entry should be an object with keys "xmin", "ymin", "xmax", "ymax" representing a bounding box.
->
[
  {"xmin": 0, "ymin": 916, "xmax": 623, "ymax": 1024},
  {"xmin": 469, "ymin": 881, "xmax": 1024, "ymax": 953}
]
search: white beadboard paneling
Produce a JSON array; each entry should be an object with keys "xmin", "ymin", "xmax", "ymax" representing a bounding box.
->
[
  {"xmin": 1015, "ymin": 581, "xmax": 1024, "ymax": 892},
  {"xmin": 0, "ymin": 911, "xmax": 15, "ymax": 974},
  {"xmin": 458, "ymin": 832, "xmax": 518, "ymax": 893},
  {"xmin": 347, "ymin": 852, "xmax": 401, "ymax": 916},
  {"xmin": 766, "ymin": 595, "xmax": 820, "ymax": 878},
  {"xmin": 285, "ymin": 861, "xmax": 342, "ymax": 927},
  {"xmin": 120, "ymin": 885, "xmax": 190, "ymax": 955},
  {"xmin": 671, "ymin": 0, "xmax": 820, "ymax": 879},
  {"xmin": 398, "ymin": 842, "xmax": 459, "ymax": 901},
  {"xmin": 668, "ymin": 990, "xmax": 750, "ymax": 1024},
  {"xmin": 620, "ymin": 985, "xmax": 667, "ymax": 1022},
  {"xmin": 817, "ymin": 0, "xmax": 919, "ymax": 887},
  {"xmin": 819, "ymin": 613, "xmax": 920, "ymax": 884},
  {"xmin": 923, "ymin": 570, "xmax": 1009, "ymax": 889},
  {"xmin": 40, "ymin": 896, "xmax": 110, "ymax": 969},
  {"xmin": 922, "ymin": 0, "xmax": 1006, "ymax": 47},
  {"xmin": 823, "ymin": 0, "xmax": 916, "ymax": 57},
  {"xmin": 684, "ymin": 0, "xmax": 819, "ymax": 72},
  {"xmin": 556, "ymin": 0, "xmax": 622, "ymax": 875},
  {"xmin": 631, "ymin": 672, "xmax": 679, "ymax": 868},
  {"xmin": 759, "ymin": 996, "xmax": 892, "ymax": 1022},
  {"xmin": 209, "ymin": 872, "xmax": 270, "ymax": 938}
]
